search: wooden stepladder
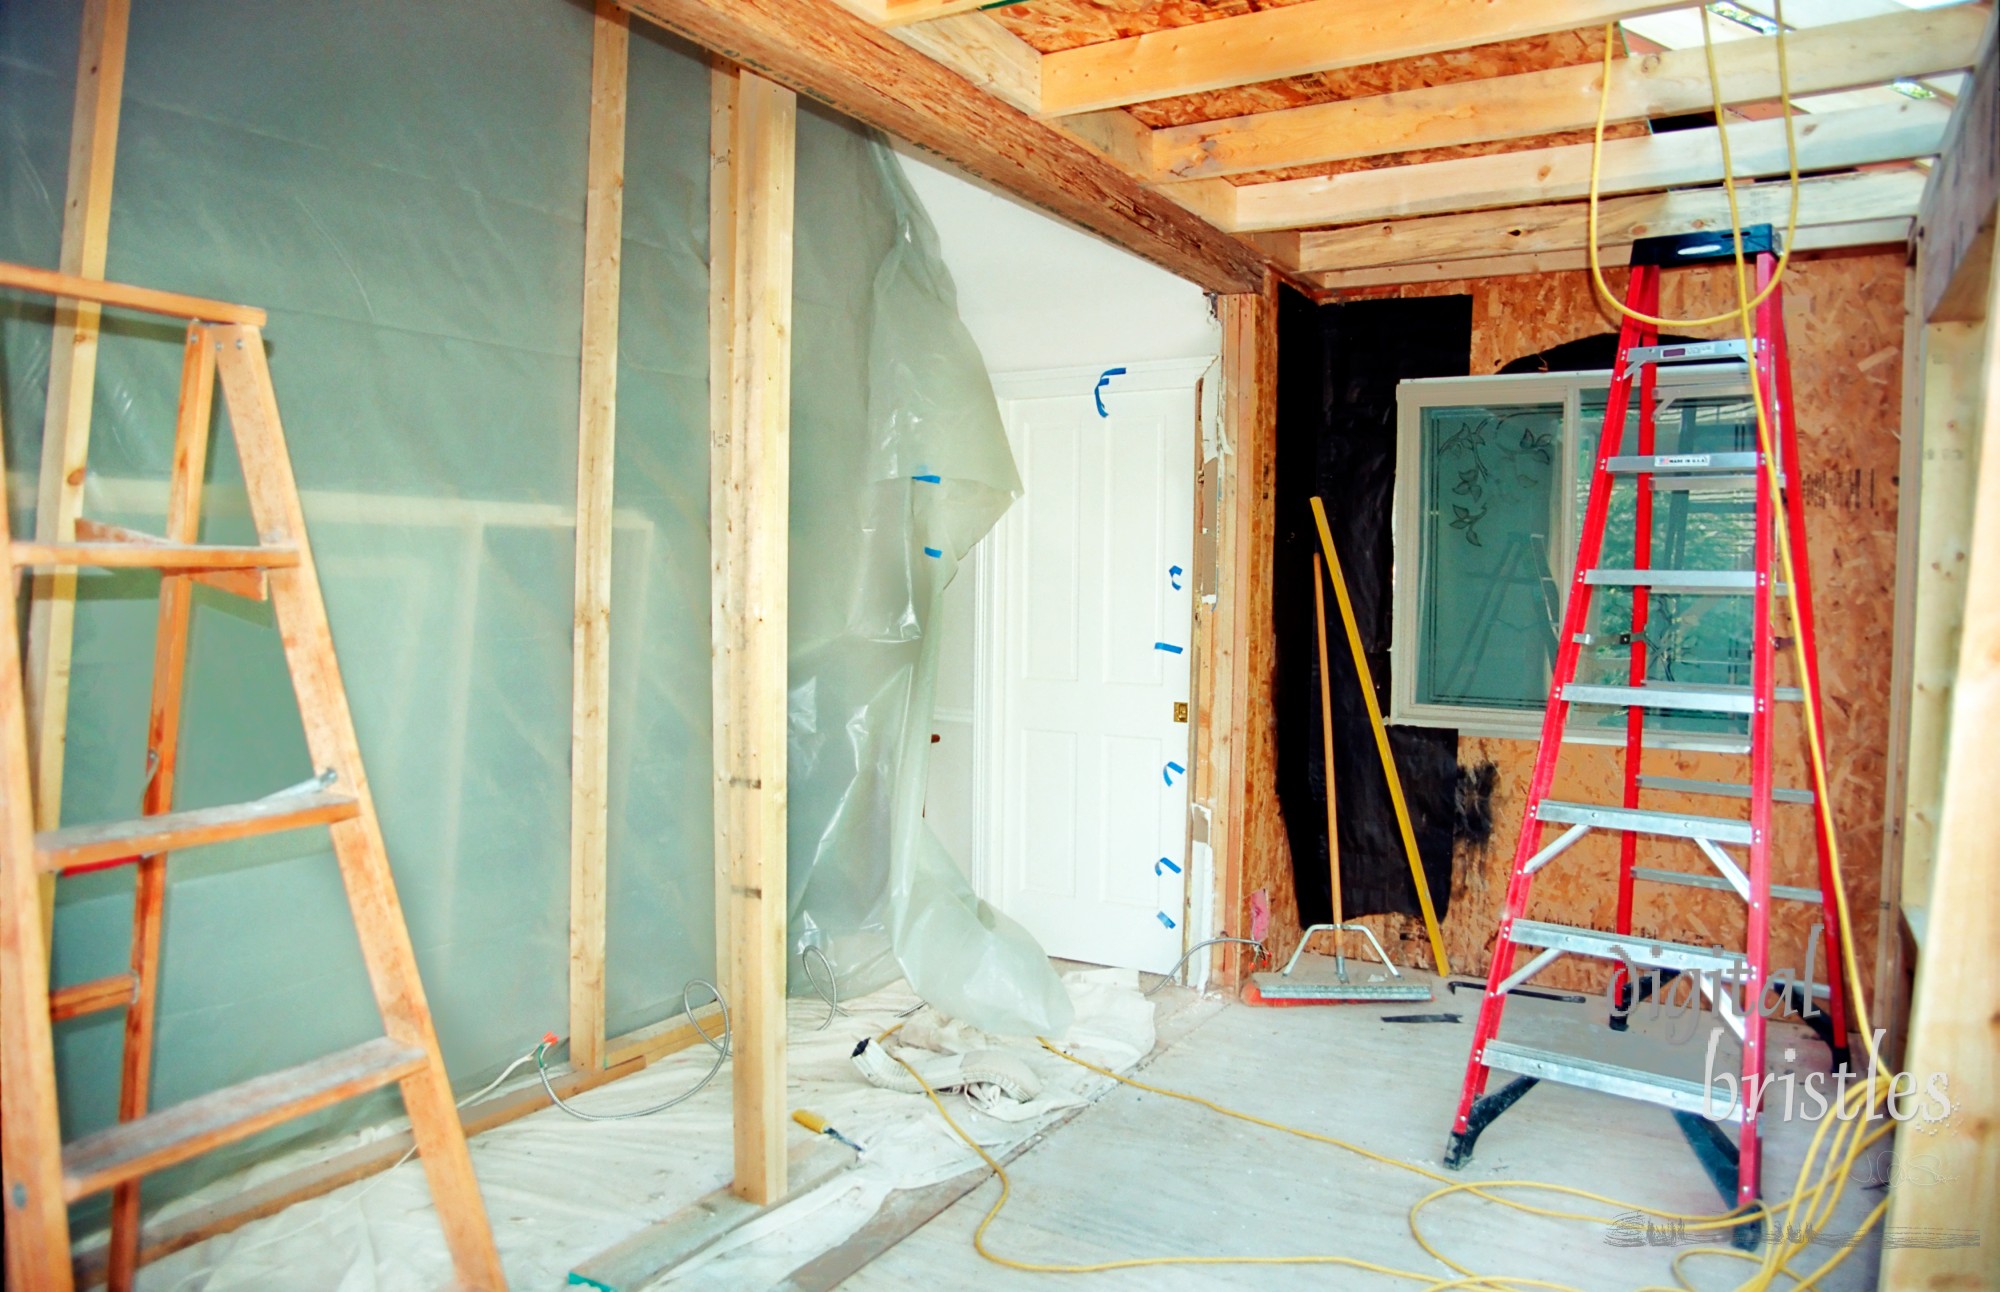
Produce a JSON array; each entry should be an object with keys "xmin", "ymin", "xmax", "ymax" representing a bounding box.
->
[
  {"xmin": 1442, "ymin": 227, "xmax": 1851, "ymax": 1244},
  {"xmin": 0, "ymin": 263, "xmax": 506, "ymax": 1291}
]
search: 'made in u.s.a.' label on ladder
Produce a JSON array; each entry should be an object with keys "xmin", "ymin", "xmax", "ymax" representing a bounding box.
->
[{"xmin": 1652, "ymin": 454, "xmax": 1712, "ymax": 469}]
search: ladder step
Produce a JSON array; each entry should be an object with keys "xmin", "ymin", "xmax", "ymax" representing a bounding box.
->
[
  {"xmin": 1563, "ymin": 683, "xmax": 1804, "ymax": 714},
  {"xmin": 11, "ymin": 538, "xmax": 299, "ymax": 572},
  {"xmin": 1637, "ymin": 775, "xmax": 1814, "ymax": 806},
  {"xmin": 1480, "ymin": 1039, "xmax": 1742, "ymax": 1123},
  {"xmin": 1510, "ymin": 918, "xmax": 1744, "ymax": 975},
  {"xmin": 1537, "ymin": 799, "xmax": 1752, "ymax": 846},
  {"xmin": 1607, "ymin": 452, "xmax": 1760, "ymax": 475},
  {"xmin": 1632, "ymin": 867, "xmax": 1822, "ymax": 904},
  {"xmin": 1626, "ymin": 339, "xmax": 1750, "ymax": 368},
  {"xmin": 37, "ymin": 789, "xmax": 360, "ymax": 874},
  {"xmin": 1583, "ymin": 569, "xmax": 1787, "ymax": 595},
  {"xmin": 49, "ymin": 973, "xmax": 136, "ymax": 1022},
  {"xmin": 1651, "ymin": 474, "xmax": 1767, "ymax": 495},
  {"xmin": 60, "ymin": 1037, "xmax": 427, "ymax": 1202},
  {"xmin": 70, "ymin": 519, "xmax": 273, "ymax": 600}
]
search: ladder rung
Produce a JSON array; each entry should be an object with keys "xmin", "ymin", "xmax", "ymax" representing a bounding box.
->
[
  {"xmin": 1650, "ymin": 474, "xmax": 1765, "ymax": 494},
  {"xmin": 11, "ymin": 538, "xmax": 298, "ymax": 572},
  {"xmin": 1584, "ymin": 569, "xmax": 1787, "ymax": 595},
  {"xmin": 1536, "ymin": 799, "xmax": 1752, "ymax": 846},
  {"xmin": 37, "ymin": 790, "xmax": 360, "ymax": 874},
  {"xmin": 60, "ymin": 1037, "xmax": 426, "ymax": 1202},
  {"xmin": 1479, "ymin": 1040, "xmax": 1743, "ymax": 1123},
  {"xmin": 1606, "ymin": 452, "xmax": 1760, "ymax": 474},
  {"xmin": 1510, "ymin": 918, "xmax": 1744, "ymax": 975},
  {"xmin": 1632, "ymin": 867, "xmax": 1822, "ymax": 904},
  {"xmin": 1563, "ymin": 683, "xmax": 1804, "ymax": 714},
  {"xmin": 49, "ymin": 974, "xmax": 137, "ymax": 1022},
  {"xmin": 1626, "ymin": 339, "xmax": 1750, "ymax": 368},
  {"xmin": 1637, "ymin": 775, "xmax": 1814, "ymax": 806},
  {"xmin": 71, "ymin": 519, "xmax": 272, "ymax": 600}
]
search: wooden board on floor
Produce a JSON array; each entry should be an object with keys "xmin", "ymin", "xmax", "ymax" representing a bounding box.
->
[{"xmin": 569, "ymin": 1139, "xmax": 855, "ymax": 1291}]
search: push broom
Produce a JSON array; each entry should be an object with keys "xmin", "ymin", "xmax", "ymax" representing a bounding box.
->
[{"xmin": 1247, "ymin": 500, "xmax": 1442, "ymax": 1005}]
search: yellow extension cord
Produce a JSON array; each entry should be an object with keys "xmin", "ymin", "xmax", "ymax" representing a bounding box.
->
[{"xmin": 882, "ymin": 8, "xmax": 1902, "ymax": 1289}]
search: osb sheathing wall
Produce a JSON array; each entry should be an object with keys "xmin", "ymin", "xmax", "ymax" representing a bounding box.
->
[{"xmin": 1271, "ymin": 250, "xmax": 1906, "ymax": 1006}]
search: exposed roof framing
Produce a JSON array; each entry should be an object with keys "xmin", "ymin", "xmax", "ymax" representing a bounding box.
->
[
  {"xmin": 778, "ymin": 0, "xmax": 1983, "ymax": 288},
  {"xmin": 619, "ymin": 0, "xmax": 1270, "ymax": 293},
  {"xmin": 1030, "ymin": 0, "xmax": 1689, "ymax": 116},
  {"xmin": 1148, "ymin": 7, "xmax": 1983, "ymax": 183},
  {"xmin": 1228, "ymin": 101, "xmax": 1949, "ymax": 230}
]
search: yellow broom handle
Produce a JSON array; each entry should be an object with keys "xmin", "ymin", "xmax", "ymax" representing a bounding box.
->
[
  {"xmin": 1309, "ymin": 497, "xmax": 1452, "ymax": 976},
  {"xmin": 1312, "ymin": 552, "xmax": 1343, "ymax": 935}
]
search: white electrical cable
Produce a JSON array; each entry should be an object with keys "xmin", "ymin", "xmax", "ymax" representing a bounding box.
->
[{"xmin": 535, "ymin": 979, "xmax": 731, "ymax": 1122}]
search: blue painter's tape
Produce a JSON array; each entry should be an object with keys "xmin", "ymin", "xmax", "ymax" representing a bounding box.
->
[
  {"xmin": 1155, "ymin": 857, "xmax": 1182, "ymax": 876},
  {"xmin": 1156, "ymin": 911, "xmax": 1177, "ymax": 929},
  {"xmin": 1094, "ymin": 366, "xmax": 1128, "ymax": 418},
  {"xmin": 1168, "ymin": 563, "xmax": 1184, "ymax": 590},
  {"xmin": 914, "ymin": 473, "xmax": 942, "ymax": 484},
  {"xmin": 1163, "ymin": 760, "xmax": 1185, "ymax": 786},
  {"xmin": 1153, "ymin": 641, "xmax": 1184, "ymax": 655},
  {"xmin": 923, "ymin": 546, "xmax": 943, "ymax": 558}
]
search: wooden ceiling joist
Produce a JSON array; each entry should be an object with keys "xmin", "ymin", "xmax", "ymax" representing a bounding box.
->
[
  {"xmin": 1035, "ymin": 0, "xmax": 1686, "ymax": 117},
  {"xmin": 1303, "ymin": 217, "xmax": 1913, "ymax": 290},
  {"xmin": 1264, "ymin": 168, "xmax": 1923, "ymax": 273},
  {"xmin": 1150, "ymin": 6, "xmax": 1986, "ymax": 184},
  {"xmin": 1230, "ymin": 100, "xmax": 1950, "ymax": 232},
  {"xmin": 619, "ymin": 0, "xmax": 1269, "ymax": 295}
]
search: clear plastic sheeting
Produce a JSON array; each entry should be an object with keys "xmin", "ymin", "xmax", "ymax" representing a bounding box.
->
[
  {"xmin": 0, "ymin": 0, "xmax": 1061, "ymax": 1232},
  {"xmin": 788, "ymin": 112, "xmax": 1070, "ymax": 1039},
  {"xmin": 2, "ymin": 0, "xmax": 628, "ymax": 1222}
]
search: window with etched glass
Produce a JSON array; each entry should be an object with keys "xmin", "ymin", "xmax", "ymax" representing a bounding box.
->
[{"xmin": 1392, "ymin": 371, "xmax": 1758, "ymax": 748}]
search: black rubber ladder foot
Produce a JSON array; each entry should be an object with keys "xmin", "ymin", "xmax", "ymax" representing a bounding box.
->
[
  {"xmin": 1608, "ymin": 967, "xmax": 1682, "ymax": 1033},
  {"xmin": 1671, "ymin": 1110, "xmax": 1763, "ymax": 1252},
  {"xmin": 1443, "ymin": 1076, "xmax": 1539, "ymax": 1170}
]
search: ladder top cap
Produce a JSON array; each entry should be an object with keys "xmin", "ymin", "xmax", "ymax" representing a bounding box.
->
[{"xmin": 1630, "ymin": 224, "xmax": 1778, "ymax": 269}]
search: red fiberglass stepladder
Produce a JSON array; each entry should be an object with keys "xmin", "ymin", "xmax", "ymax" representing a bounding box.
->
[{"xmin": 1440, "ymin": 226, "xmax": 1851, "ymax": 1248}]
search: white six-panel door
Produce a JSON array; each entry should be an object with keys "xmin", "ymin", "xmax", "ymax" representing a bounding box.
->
[{"xmin": 976, "ymin": 362, "xmax": 1203, "ymax": 973}]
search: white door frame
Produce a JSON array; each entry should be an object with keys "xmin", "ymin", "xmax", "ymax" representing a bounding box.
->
[{"xmin": 971, "ymin": 356, "xmax": 1217, "ymax": 973}]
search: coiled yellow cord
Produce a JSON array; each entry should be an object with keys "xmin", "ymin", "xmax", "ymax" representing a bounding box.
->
[
  {"xmin": 877, "ymin": 10, "xmax": 1900, "ymax": 1290},
  {"xmin": 1587, "ymin": 6, "xmax": 1802, "ymax": 327}
]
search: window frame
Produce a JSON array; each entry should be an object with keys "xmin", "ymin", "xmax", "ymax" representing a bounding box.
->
[{"xmin": 1390, "ymin": 365, "xmax": 1755, "ymax": 752}]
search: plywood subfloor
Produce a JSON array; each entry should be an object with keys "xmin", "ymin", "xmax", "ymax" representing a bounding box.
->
[{"xmin": 842, "ymin": 974, "xmax": 1885, "ymax": 1291}]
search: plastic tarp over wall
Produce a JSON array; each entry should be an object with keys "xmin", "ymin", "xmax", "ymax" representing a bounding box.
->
[
  {"xmin": 0, "ymin": 0, "xmax": 1058, "ymax": 1228},
  {"xmin": 788, "ymin": 117, "xmax": 1068, "ymax": 1038}
]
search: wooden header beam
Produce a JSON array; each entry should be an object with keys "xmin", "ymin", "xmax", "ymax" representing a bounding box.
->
[
  {"xmin": 1151, "ymin": 7, "xmax": 1986, "ymax": 185},
  {"xmin": 1230, "ymin": 101, "xmax": 1950, "ymax": 233},
  {"xmin": 1300, "ymin": 219, "xmax": 1912, "ymax": 292},
  {"xmin": 1270, "ymin": 170, "xmax": 1923, "ymax": 276},
  {"xmin": 1917, "ymin": 11, "xmax": 1998, "ymax": 322},
  {"xmin": 619, "ymin": 0, "xmax": 1267, "ymax": 294},
  {"xmin": 1037, "ymin": 0, "xmax": 1682, "ymax": 117}
]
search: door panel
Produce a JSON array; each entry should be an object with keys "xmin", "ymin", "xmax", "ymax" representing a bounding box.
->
[{"xmin": 981, "ymin": 376, "xmax": 1196, "ymax": 972}]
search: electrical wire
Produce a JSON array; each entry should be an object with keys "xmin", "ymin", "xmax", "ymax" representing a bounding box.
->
[
  {"xmin": 536, "ymin": 979, "xmax": 731, "ymax": 1121},
  {"xmin": 801, "ymin": 944, "xmax": 849, "ymax": 1030},
  {"xmin": 881, "ymin": 13, "xmax": 1900, "ymax": 1287},
  {"xmin": 1144, "ymin": 936, "xmax": 1268, "ymax": 996},
  {"xmin": 1586, "ymin": 6, "xmax": 1801, "ymax": 328}
]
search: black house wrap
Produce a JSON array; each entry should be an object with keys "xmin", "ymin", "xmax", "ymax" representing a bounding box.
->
[{"xmin": 1273, "ymin": 288, "xmax": 1473, "ymax": 931}]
